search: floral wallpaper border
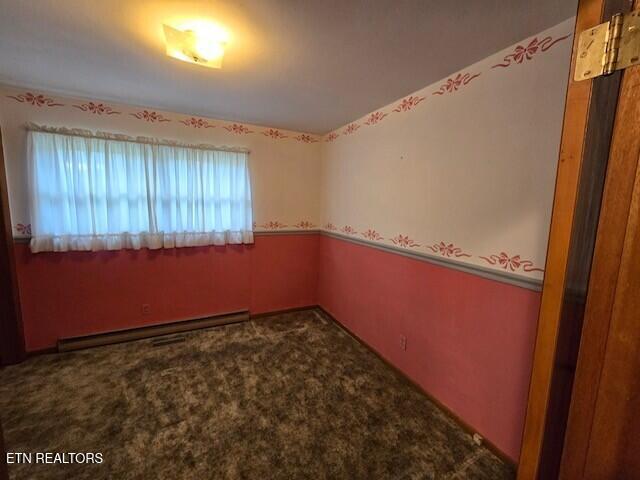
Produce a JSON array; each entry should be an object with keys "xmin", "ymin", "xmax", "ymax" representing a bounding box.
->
[
  {"xmin": 322, "ymin": 223, "xmax": 545, "ymax": 275},
  {"xmin": 14, "ymin": 219, "xmax": 544, "ymax": 276},
  {"xmin": 321, "ymin": 31, "xmax": 571, "ymax": 143},
  {"xmin": 15, "ymin": 221, "xmax": 321, "ymax": 238},
  {"xmin": 4, "ymin": 95, "xmax": 322, "ymax": 145}
]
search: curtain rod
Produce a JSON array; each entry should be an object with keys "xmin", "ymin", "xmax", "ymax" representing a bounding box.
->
[{"xmin": 24, "ymin": 122, "xmax": 251, "ymax": 154}]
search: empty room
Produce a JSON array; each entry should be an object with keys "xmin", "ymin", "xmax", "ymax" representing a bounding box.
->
[{"xmin": 1, "ymin": 1, "xmax": 639, "ymax": 479}]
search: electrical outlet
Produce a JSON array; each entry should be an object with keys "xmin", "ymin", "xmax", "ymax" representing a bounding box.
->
[
  {"xmin": 141, "ymin": 304, "xmax": 151, "ymax": 315},
  {"xmin": 400, "ymin": 335, "xmax": 407, "ymax": 351}
]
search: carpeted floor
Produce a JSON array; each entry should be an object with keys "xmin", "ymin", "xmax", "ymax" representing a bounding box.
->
[{"xmin": 0, "ymin": 310, "xmax": 515, "ymax": 479}]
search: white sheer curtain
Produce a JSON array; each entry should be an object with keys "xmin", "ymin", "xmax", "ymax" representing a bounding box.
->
[{"xmin": 27, "ymin": 129, "xmax": 253, "ymax": 252}]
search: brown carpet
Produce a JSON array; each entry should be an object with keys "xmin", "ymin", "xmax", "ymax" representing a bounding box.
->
[{"xmin": 0, "ymin": 310, "xmax": 515, "ymax": 479}]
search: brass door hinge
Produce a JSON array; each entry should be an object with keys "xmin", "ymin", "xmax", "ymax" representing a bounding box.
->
[{"xmin": 575, "ymin": 10, "xmax": 640, "ymax": 81}]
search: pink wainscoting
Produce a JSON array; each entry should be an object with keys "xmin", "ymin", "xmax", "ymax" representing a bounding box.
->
[
  {"xmin": 317, "ymin": 235, "xmax": 541, "ymax": 462},
  {"xmin": 15, "ymin": 230, "xmax": 538, "ymax": 461},
  {"xmin": 14, "ymin": 233, "xmax": 319, "ymax": 352},
  {"xmin": 250, "ymin": 234, "xmax": 320, "ymax": 314}
]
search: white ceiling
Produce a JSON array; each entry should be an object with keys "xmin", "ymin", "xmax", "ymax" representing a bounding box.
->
[{"xmin": 0, "ymin": 0, "xmax": 576, "ymax": 134}]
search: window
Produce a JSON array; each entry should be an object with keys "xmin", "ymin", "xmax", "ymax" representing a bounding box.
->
[{"xmin": 27, "ymin": 128, "xmax": 253, "ymax": 252}]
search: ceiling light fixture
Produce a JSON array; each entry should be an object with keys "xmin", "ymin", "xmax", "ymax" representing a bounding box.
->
[{"xmin": 163, "ymin": 21, "xmax": 229, "ymax": 69}]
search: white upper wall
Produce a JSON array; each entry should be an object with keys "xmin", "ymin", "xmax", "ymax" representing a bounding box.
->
[{"xmin": 320, "ymin": 18, "xmax": 575, "ymax": 281}]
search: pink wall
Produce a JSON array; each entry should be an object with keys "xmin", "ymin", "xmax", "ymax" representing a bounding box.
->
[
  {"xmin": 15, "ymin": 233, "xmax": 319, "ymax": 352},
  {"xmin": 317, "ymin": 235, "xmax": 540, "ymax": 461},
  {"xmin": 15, "ymin": 231, "xmax": 539, "ymax": 461},
  {"xmin": 250, "ymin": 234, "xmax": 320, "ymax": 313}
]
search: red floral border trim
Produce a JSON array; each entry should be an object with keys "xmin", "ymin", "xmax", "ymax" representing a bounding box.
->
[
  {"xmin": 391, "ymin": 234, "xmax": 420, "ymax": 248},
  {"xmin": 6, "ymin": 92, "xmax": 63, "ymax": 107},
  {"xmin": 4, "ymin": 91, "xmax": 332, "ymax": 147},
  {"xmin": 293, "ymin": 220, "xmax": 316, "ymax": 229},
  {"xmin": 433, "ymin": 73, "xmax": 481, "ymax": 95},
  {"xmin": 325, "ymin": 223, "xmax": 337, "ymax": 231},
  {"xmin": 364, "ymin": 111, "xmax": 388, "ymax": 125},
  {"xmin": 15, "ymin": 223, "xmax": 31, "ymax": 235},
  {"xmin": 342, "ymin": 123, "xmax": 360, "ymax": 135},
  {"xmin": 73, "ymin": 102, "xmax": 121, "ymax": 115},
  {"xmin": 255, "ymin": 220, "xmax": 318, "ymax": 230},
  {"xmin": 259, "ymin": 221, "xmax": 288, "ymax": 229},
  {"xmin": 492, "ymin": 34, "xmax": 571, "ymax": 69},
  {"xmin": 224, "ymin": 123, "xmax": 253, "ymax": 134},
  {"xmin": 294, "ymin": 134, "xmax": 319, "ymax": 143},
  {"xmin": 361, "ymin": 229, "xmax": 383, "ymax": 241},
  {"xmin": 262, "ymin": 128, "xmax": 287, "ymax": 139},
  {"xmin": 130, "ymin": 110, "xmax": 171, "ymax": 122},
  {"xmin": 479, "ymin": 252, "xmax": 544, "ymax": 272},
  {"xmin": 180, "ymin": 117, "xmax": 215, "ymax": 128},
  {"xmin": 427, "ymin": 242, "xmax": 471, "ymax": 258},
  {"xmin": 323, "ymin": 223, "xmax": 545, "ymax": 276},
  {"xmin": 393, "ymin": 95, "xmax": 425, "ymax": 112},
  {"xmin": 323, "ymin": 31, "xmax": 570, "ymax": 141}
]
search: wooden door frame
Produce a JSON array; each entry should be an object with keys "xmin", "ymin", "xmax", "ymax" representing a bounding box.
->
[
  {"xmin": 559, "ymin": 1, "xmax": 640, "ymax": 475},
  {"xmin": 0, "ymin": 127, "xmax": 26, "ymax": 365},
  {"xmin": 518, "ymin": 0, "xmax": 632, "ymax": 478}
]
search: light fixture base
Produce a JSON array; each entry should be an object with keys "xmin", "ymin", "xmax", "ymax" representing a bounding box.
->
[{"xmin": 163, "ymin": 24, "xmax": 225, "ymax": 69}]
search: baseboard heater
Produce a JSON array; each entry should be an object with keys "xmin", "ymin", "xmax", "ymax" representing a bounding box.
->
[{"xmin": 57, "ymin": 310, "xmax": 250, "ymax": 353}]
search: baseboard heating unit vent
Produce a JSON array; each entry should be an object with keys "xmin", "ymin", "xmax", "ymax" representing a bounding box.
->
[{"xmin": 57, "ymin": 311, "xmax": 249, "ymax": 352}]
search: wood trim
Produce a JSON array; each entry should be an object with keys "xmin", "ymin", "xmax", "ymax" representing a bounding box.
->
[
  {"xmin": 249, "ymin": 305, "xmax": 320, "ymax": 319},
  {"xmin": 315, "ymin": 305, "xmax": 517, "ymax": 469},
  {"xmin": 0, "ymin": 128, "xmax": 26, "ymax": 365},
  {"xmin": 25, "ymin": 346, "xmax": 58, "ymax": 358},
  {"xmin": 518, "ymin": 1, "xmax": 627, "ymax": 478},
  {"xmin": 560, "ymin": 17, "xmax": 640, "ymax": 478}
]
